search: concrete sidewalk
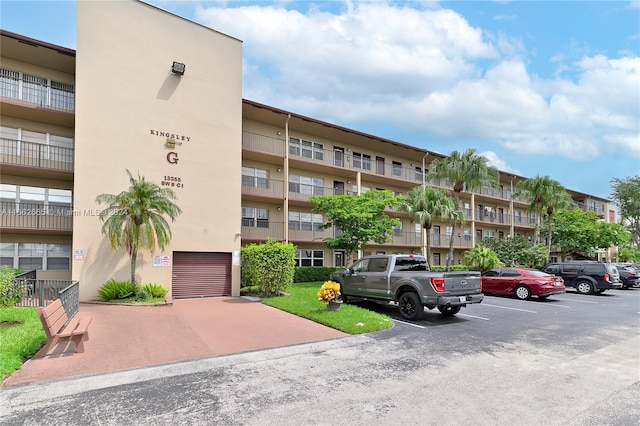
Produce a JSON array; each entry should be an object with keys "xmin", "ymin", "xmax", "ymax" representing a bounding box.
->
[{"xmin": 2, "ymin": 297, "xmax": 346, "ymax": 387}]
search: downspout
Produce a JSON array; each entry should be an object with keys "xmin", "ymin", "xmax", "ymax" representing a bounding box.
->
[
  {"xmin": 422, "ymin": 152, "xmax": 428, "ymax": 258},
  {"xmin": 284, "ymin": 114, "xmax": 291, "ymax": 243}
]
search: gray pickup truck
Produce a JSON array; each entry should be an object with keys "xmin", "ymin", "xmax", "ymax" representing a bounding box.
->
[{"xmin": 330, "ymin": 254, "xmax": 483, "ymax": 320}]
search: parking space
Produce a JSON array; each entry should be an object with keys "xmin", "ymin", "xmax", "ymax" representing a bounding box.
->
[{"xmin": 358, "ymin": 288, "xmax": 640, "ymax": 350}]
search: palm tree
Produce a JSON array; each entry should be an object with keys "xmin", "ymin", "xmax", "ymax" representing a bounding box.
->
[
  {"xmin": 397, "ymin": 185, "xmax": 457, "ymax": 261},
  {"xmin": 513, "ymin": 175, "xmax": 574, "ymax": 253},
  {"xmin": 428, "ymin": 149, "xmax": 500, "ymax": 268},
  {"xmin": 463, "ymin": 245, "xmax": 503, "ymax": 272},
  {"xmin": 96, "ymin": 170, "xmax": 182, "ymax": 291}
]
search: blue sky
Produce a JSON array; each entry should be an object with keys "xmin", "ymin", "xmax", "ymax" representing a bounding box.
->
[{"xmin": 2, "ymin": 1, "xmax": 639, "ymax": 199}]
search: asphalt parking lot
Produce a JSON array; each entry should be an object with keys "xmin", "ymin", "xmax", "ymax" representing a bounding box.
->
[{"xmin": 2, "ymin": 288, "xmax": 639, "ymax": 425}]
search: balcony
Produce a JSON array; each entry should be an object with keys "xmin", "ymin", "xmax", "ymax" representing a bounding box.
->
[
  {"xmin": 0, "ymin": 138, "xmax": 73, "ymax": 176},
  {"xmin": 0, "ymin": 201, "xmax": 73, "ymax": 233},
  {"xmin": 1, "ymin": 71, "xmax": 75, "ymax": 127},
  {"xmin": 242, "ymin": 178, "xmax": 285, "ymax": 200}
]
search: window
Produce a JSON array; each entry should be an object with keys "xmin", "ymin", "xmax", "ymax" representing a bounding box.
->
[
  {"xmin": 289, "ymin": 174, "xmax": 324, "ymax": 195},
  {"xmin": 50, "ymin": 80, "xmax": 74, "ymax": 110},
  {"xmin": 46, "ymin": 244, "xmax": 70, "ymax": 270},
  {"xmin": 514, "ymin": 210, "xmax": 522, "ymax": 224},
  {"xmin": 289, "ymin": 211, "xmax": 323, "ymax": 231},
  {"xmin": 351, "ymin": 258, "xmax": 369, "ymax": 273},
  {"xmin": 482, "ymin": 270, "xmax": 500, "ymax": 277},
  {"xmin": 295, "ymin": 249, "xmax": 324, "ymax": 266},
  {"xmin": 484, "ymin": 230, "xmax": 495, "ymax": 239},
  {"xmin": 392, "ymin": 161, "xmax": 402, "ymax": 177},
  {"xmin": 0, "ymin": 69, "xmax": 19, "ymax": 98},
  {"xmin": 18, "ymin": 243, "xmax": 45, "ymax": 270},
  {"xmin": 22, "ymin": 74, "xmax": 47, "ymax": 105},
  {"xmin": 241, "ymin": 207, "xmax": 269, "ymax": 228},
  {"xmin": 463, "ymin": 229, "xmax": 472, "ymax": 241},
  {"xmin": 433, "ymin": 253, "xmax": 441, "ymax": 266},
  {"xmin": 0, "ymin": 242, "xmax": 14, "ymax": 268},
  {"xmin": 1, "ymin": 243, "xmax": 70, "ymax": 270},
  {"xmin": 394, "ymin": 257, "xmax": 428, "ymax": 271},
  {"xmin": 501, "ymin": 269, "xmax": 521, "ymax": 277},
  {"xmin": 334, "ymin": 147, "xmax": 344, "ymax": 167},
  {"xmin": 392, "ymin": 222, "xmax": 402, "ymax": 236},
  {"xmin": 352, "ymin": 152, "xmax": 371, "ymax": 171},
  {"xmin": 289, "ymin": 137, "xmax": 324, "ymax": 161},
  {"xmin": 415, "ymin": 166, "xmax": 423, "ymax": 182},
  {"xmin": 242, "ymin": 167, "xmax": 269, "ymax": 188}
]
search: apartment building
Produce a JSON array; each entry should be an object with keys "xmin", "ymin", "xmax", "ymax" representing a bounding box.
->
[{"xmin": 0, "ymin": 0, "xmax": 615, "ymax": 301}]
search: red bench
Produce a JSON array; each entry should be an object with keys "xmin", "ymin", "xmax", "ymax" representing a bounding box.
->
[{"xmin": 36, "ymin": 299, "xmax": 92, "ymax": 357}]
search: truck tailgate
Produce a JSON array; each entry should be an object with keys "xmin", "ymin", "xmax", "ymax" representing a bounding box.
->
[{"xmin": 444, "ymin": 272, "xmax": 482, "ymax": 295}]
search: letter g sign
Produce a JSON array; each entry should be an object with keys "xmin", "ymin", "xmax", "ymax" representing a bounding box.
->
[{"xmin": 167, "ymin": 151, "xmax": 179, "ymax": 164}]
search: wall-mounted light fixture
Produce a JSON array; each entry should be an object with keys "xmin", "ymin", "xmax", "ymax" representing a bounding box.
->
[
  {"xmin": 277, "ymin": 168, "xmax": 282, "ymax": 172},
  {"xmin": 277, "ymin": 207, "xmax": 282, "ymax": 211},
  {"xmin": 347, "ymin": 180, "xmax": 351, "ymax": 184},
  {"xmin": 171, "ymin": 61, "xmax": 186, "ymax": 75},
  {"xmin": 346, "ymin": 148, "xmax": 351, "ymax": 152},
  {"xmin": 277, "ymin": 131, "xmax": 282, "ymax": 136},
  {"xmin": 410, "ymin": 163, "xmax": 415, "ymax": 166}
]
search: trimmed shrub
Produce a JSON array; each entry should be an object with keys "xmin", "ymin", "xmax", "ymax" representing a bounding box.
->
[
  {"xmin": 241, "ymin": 240, "xmax": 296, "ymax": 297},
  {"xmin": 135, "ymin": 288, "xmax": 150, "ymax": 301},
  {"xmin": 294, "ymin": 266, "xmax": 344, "ymax": 283},
  {"xmin": 430, "ymin": 264, "xmax": 478, "ymax": 272}
]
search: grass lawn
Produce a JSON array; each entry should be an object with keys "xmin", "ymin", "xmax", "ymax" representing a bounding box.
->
[
  {"xmin": 0, "ymin": 307, "xmax": 46, "ymax": 381},
  {"xmin": 262, "ymin": 282, "xmax": 393, "ymax": 334}
]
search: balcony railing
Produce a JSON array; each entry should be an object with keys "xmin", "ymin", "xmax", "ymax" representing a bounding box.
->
[
  {"xmin": 0, "ymin": 138, "xmax": 74, "ymax": 172},
  {"xmin": 242, "ymin": 131, "xmax": 286, "ymax": 156},
  {"xmin": 0, "ymin": 70, "xmax": 75, "ymax": 112},
  {"xmin": 242, "ymin": 178, "xmax": 285, "ymax": 199},
  {"xmin": 0, "ymin": 201, "xmax": 73, "ymax": 231}
]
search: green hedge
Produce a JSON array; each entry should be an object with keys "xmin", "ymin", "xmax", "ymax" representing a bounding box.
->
[
  {"xmin": 430, "ymin": 264, "xmax": 479, "ymax": 272},
  {"xmin": 294, "ymin": 266, "xmax": 344, "ymax": 283},
  {"xmin": 241, "ymin": 240, "xmax": 296, "ymax": 297}
]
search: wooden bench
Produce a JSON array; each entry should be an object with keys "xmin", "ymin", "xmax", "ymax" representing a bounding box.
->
[{"xmin": 36, "ymin": 299, "xmax": 92, "ymax": 357}]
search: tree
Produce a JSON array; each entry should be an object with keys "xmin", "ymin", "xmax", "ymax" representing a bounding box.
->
[
  {"xmin": 480, "ymin": 235, "xmax": 548, "ymax": 269},
  {"xmin": 428, "ymin": 148, "xmax": 499, "ymax": 268},
  {"xmin": 397, "ymin": 185, "xmax": 458, "ymax": 261},
  {"xmin": 512, "ymin": 175, "xmax": 574, "ymax": 252},
  {"xmin": 611, "ymin": 176, "xmax": 640, "ymax": 250},
  {"xmin": 548, "ymin": 208, "xmax": 631, "ymax": 257},
  {"xmin": 463, "ymin": 246, "xmax": 503, "ymax": 272},
  {"xmin": 96, "ymin": 170, "xmax": 182, "ymax": 291},
  {"xmin": 309, "ymin": 189, "xmax": 400, "ymax": 263}
]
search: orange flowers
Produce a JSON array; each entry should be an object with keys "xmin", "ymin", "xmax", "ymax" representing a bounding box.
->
[{"xmin": 317, "ymin": 281, "xmax": 341, "ymax": 304}]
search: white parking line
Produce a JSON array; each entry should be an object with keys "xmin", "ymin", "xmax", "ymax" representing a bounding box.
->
[
  {"xmin": 557, "ymin": 297, "xmax": 599, "ymax": 304},
  {"xmin": 480, "ymin": 303, "xmax": 537, "ymax": 313},
  {"xmin": 393, "ymin": 319, "xmax": 426, "ymax": 329},
  {"xmin": 458, "ymin": 313, "xmax": 490, "ymax": 320}
]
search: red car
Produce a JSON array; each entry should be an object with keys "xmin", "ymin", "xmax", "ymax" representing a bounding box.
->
[{"xmin": 481, "ymin": 268, "xmax": 565, "ymax": 300}]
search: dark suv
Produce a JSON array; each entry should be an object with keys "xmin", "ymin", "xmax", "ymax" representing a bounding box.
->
[
  {"xmin": 542, "ymin": 261, "xmax": 622, "ymax": 294},
  {"xmin": 614, "ymin": 264, "xmax": 640, "ymax": 289}
]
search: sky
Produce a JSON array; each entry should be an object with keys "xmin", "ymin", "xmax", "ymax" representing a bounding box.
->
[{"xmin": 1, "ymin": 1, "xmax": 639, "ymax": 200}]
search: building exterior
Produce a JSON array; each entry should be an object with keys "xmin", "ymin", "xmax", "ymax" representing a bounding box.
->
[{"xmin": 0, "ymin": 0, "xmax": 616, "ymax": 302}]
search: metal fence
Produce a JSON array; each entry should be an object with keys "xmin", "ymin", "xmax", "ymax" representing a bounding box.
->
[{"xmin": 11, "ymin": 273, "xmax": 80, "ymax": 321}]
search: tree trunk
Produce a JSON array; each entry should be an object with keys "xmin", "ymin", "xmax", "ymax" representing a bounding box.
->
[
  {"xmin": 546, "ymin": 215, "xmax": 553, "ymax": 259},
  {"xmin": 130, "ymin": 249, "xmax": 137, "ymax": 293},
  {"xmin": 425, "ymin": 225, "xmax": 432, "ymax": 261},
  {"xmin": 447, "ymin": 222, "xmax": 456, "ymax": 271}
]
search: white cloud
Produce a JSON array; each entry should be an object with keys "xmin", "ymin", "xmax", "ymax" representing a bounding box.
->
[
  {"xmin": 192, "ymin": 1, "xmax": 639, "ymax": 163},
  {"xmin": 478, "ymin": 151, "xmax": 520, "ymax": 174}
]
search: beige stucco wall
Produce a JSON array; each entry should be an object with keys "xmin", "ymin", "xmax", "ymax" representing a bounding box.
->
[{"xmin": 74, "ymin": 0, "xmax": 243, "ymax": 300}]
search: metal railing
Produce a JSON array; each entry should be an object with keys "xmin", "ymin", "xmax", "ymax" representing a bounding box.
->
[
  {"xmin": 0, "ymin": 201, "xmax": 73, "ymax": 231},
  {"xmin": 242, "ymin": 131, "xmax": 286, "ymax": 156},
  {"xmin": 12, "ymin": 277, "xmax": 79, "ymax": 317},
  {"xmin": 0, "ymin": 71, "xmax": 75, "ymax": 112},
  {"xmin": 242, "ymin": 178, "xmax": 285, "ymax": 198},
  {"xmin": 0, "ymin": 137, "xmax": 74, "ymax": 171}
]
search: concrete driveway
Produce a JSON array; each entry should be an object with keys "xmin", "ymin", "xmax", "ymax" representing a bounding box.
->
[{"xmin": 2, "ymin": 297, "xmax": 346, "ymax": 387}]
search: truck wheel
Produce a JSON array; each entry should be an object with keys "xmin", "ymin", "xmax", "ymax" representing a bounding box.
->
[
  {"xmin": 576, "ymin": 280, "xmax": 593, "ymax": 295},
  {"xmin": 398, "ymin": 292, "xmax": 423, "ymax": 321},
  {"xmin": 514, "ymin": 285, "xmax": 531, "ymax": 300},
  {"xmin": 437, "ymin": 305, "xmax": 461, "ymax": 316}
]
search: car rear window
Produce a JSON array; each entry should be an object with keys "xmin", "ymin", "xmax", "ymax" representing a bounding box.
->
[
  {"xmin": 394, "ymin": 257, "xmax": 429, "ymax": 271},
  {"xmin": 582, "ymin": 264, "xmax": 603, "ymax": 274}
]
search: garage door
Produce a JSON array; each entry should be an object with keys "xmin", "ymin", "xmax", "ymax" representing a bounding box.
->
[{"xmin": 172, "ymin": 252, "xmax": 231, "ymax": 299}]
